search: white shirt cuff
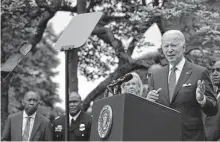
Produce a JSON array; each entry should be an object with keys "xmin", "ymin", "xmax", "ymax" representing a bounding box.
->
[{"xmin": 197, "ymin": 95, "xmax": 206, "ymax": 107}]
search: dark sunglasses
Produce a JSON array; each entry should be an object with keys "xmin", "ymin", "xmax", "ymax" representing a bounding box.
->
[{"xmin": 211, "ymin": 68, "xmax": 220, "ymax": 73}]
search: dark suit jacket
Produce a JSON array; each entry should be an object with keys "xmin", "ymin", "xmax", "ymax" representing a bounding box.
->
[
  {"xmin": 204, "ymin": 96, "xmax": 220, "ymax": 141},
  {"xmin": 52, "ymin": 111, "xmax": 91, "ymax": 141},
  {"xmin": 149, "ymin": 60, "xmax": 217, "ymax": 141},
  {"xmin": 1, "ymin": 111, "xmax": 52, "ymax": 141}
]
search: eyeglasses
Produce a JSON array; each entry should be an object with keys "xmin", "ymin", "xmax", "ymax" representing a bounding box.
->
[{"xmin": 211, "ymin": 68, "xmax": 220, "ymax": 73}]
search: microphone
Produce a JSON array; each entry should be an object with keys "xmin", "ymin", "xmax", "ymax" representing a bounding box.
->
[{"xmin": 108, "ymin": 74, "xmax": 133, "ymax": 88}]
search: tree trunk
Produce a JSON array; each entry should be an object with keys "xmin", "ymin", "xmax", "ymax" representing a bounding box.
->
[{"xmin": 1, "ymin": 76, "xmax": 11, "ymax": 133}]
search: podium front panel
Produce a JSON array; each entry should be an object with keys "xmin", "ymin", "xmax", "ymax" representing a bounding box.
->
[
  {"xmin": 90, "ymin": 95, "xmax": 125, "ymax": 141},
  {"xmin": 123, "ymin": 94, "xmax": 181, "ymax": 141}
]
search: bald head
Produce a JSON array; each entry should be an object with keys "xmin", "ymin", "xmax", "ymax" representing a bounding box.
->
[
  {"xmin": 148, "ymin": 64, "xmax": 163, "ymax": 74},
  {"xmin": 69, "ymin": 92, "xmax": 82, "ymax": 116},
  {"xmin": 212, "ymin": 60, "xmax": 220, "ymax": 86},
  {"xmin": 24, "ymin": 91, "xmax": 40, "ymax": 100},
  {"xmin": 214, "ymin": 60, "xmax": 220, "ymax": 67}
]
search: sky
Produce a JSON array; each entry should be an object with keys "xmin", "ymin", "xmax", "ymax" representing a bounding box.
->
[{"xmin": 49, "ymin": 11, "xmax": 161, "ymax": 109}]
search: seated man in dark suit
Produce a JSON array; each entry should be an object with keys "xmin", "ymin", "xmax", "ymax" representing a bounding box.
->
[
  {"xmin": 204, "ymin": 60, "xmax": 220, "ymax": 141},
  {"xmin": 52, "ymin": 91, "xmax": 91, "ymax": 141},
  {"xmin": 1, "ymin": 91, "xmax": 52, "ymax": 141}
]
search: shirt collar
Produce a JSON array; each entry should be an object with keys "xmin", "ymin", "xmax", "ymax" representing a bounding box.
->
[
  {"xmin": 23, "ymin": 110, "xmax": 37, "ymax": 119},
  {"xmin": 169, "ymin": 57, "xmax": 185, "ymax": 71},
  {"xmin": 69, "ymin": 111, "xmax": 81, "ymax": 121}
]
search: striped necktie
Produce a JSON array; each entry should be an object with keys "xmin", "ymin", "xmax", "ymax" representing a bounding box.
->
[
  {"xmin": 169, "ymin": 66, "xmax": 177, "ymax": 102},
  {"xmin": 22, "ymin": 116, "xmax": 31, "ymax": 141}
]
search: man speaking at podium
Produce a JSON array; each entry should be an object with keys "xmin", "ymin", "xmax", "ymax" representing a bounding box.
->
[{"xmin": 146, "ymin": 30, "xmax": 217, "ymax": 141}]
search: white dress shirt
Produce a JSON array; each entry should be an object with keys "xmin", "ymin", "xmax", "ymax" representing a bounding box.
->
[
  {"xmin": 69, "ymin": 111, "xmax": 81, "ymax": 126},
  {"xmin": 217, "ymin": 92, "xmax": 220, "ymax": 99},
  {"xmin": 168, "ymin": 57, "xmax": 206, "ymax": 105},
  {"xmin": 22, "ymin": 111, "xmax": 36, "ymax": 141}
]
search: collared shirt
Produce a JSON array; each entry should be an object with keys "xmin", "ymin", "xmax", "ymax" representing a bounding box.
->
[
  {"xmin": 217, "ymin": 92, "xmax": 220, "ymax": 99},
  {"xmin": 69, "ymin": 111, "xmax": 81, "ymax": 126},
  {"xmin": 22, "ymin": 111, "xmax": 36, "ymax": 141},
  {"xmin": 168, "ymin": 57, "xmax": 206, "ymax": 106}
]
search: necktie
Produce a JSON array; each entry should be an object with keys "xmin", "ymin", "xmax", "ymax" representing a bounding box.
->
[
  {"xmin": 70, "ymin": 118, "xmax": 75, "ymax": 128},
  {"xmin": 169, "ymin": 66, "xmax": 177, "ymax": 102},
  {"xmin": 22, "ymin": 117, "xmax": 31, "ymax": 141}
]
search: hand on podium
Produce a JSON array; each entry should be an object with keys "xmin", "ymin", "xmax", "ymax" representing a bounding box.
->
[{"xmin": 146, "ymin": 88, "xmax": 161, "ymax": 102}]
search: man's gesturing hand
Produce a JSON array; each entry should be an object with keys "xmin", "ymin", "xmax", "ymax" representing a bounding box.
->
[
  {"xmin": 146, "ymin": 88, "xmax": 162, "ymax": 102},
  {"xmin": 196, "ymin": 80, "xmax": 205, "ymax": 102}
]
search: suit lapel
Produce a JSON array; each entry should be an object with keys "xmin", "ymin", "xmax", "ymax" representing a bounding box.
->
[
  {"xmin": 17, "ymin": 112, "xmax": 23, "ymax": 141},
  {"xmin": 30, "ymin": 113, "xmax": 42, "ymax": 141},
  {"xmin": 171, "ymin": 60, "xmax": 192, "ymax": 103}
]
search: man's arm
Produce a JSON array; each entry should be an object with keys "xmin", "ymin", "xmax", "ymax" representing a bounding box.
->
[
  {"xmin": 1, "ymin": 116, "xmax": 11, "ymax": 141},
  {"xmin": 199, "ymin": 69, "xmax": 218, "ymax": 116}
]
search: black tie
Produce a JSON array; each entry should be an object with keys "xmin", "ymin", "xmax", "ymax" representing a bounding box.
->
[
  {"xmin": 70, "ymin": 118, "xmax": 75, "ymax": 128},
  {"xmin": 169, "ymin": 66, "xmax": 177, "ymax": 102}
]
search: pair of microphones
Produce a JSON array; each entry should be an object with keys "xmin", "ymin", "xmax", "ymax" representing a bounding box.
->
[{"xmin": 107, "ymin": 74, "xmax": 133, "ymax": 88}]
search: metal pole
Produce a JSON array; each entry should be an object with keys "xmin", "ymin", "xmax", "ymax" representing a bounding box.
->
[{"xmin": 65, "ymin": 50, "xmax": 69, "ymax": 141}]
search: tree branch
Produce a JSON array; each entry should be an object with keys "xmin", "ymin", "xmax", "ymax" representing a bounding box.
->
[{"xmin": 92, "ymin": 26, "xmax": 125, "ymax": 56}]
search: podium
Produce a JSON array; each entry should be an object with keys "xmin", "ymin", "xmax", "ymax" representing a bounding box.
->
[{"xmin": 90, "ymin": 93, "xmax": 182, "ymax": 141}]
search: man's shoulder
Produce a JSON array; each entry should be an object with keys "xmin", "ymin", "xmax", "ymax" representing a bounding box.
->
[
  {"xmin": 36, "ymin": 113, "xmax": 50, "ymax": 122},
  {"xmin": 80, "ymin": 111, "xmax": 92, "ymax": 121},
  {"xmin": 8, "ymin": 111, "xmax": 23, "ymax": 119},
  {"xmin": 53, "ymin": 115, "xmax": 65, "ymax": 123},
  {"xmin": 190, "ymin": 61, "xmax": 206, "ymax": 71},
  {"xmin": 151, "ymin": 65, "xmax": 167, "ymax": 75}
]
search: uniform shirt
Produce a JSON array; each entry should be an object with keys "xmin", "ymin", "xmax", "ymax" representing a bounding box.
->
[
  {"xmin": 168, "ymin": 57, "xmax": 206, "ymax": 105},
  {"xmin": 69, "ymin": 111, "xmax": 81, "ymax": 126},
  {"xmin": 22, "ymin": 111, "xmax": 36, "ymax": 141}
]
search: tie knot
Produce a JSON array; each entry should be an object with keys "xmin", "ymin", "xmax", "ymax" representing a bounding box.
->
[
  {"xmin": 27, "ymin": 116, "xmax": 31, "ymax": 120},
  {"xmin": 71, "ymin": 118, "xmax": 75, "ymax": 123},
  {"xmin": 171, "ymin": 66, "xmax": 177, "ymax": 72}
]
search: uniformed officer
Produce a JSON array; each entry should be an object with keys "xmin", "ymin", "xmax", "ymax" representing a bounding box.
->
[{"xmin": 52, "ymin": 92, "xmax": 92, "ymax": 141}]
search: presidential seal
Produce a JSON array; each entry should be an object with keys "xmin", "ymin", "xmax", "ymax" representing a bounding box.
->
[{"xmin": 98, "ymin": 105, "xmax": 113, "ymax": 139}]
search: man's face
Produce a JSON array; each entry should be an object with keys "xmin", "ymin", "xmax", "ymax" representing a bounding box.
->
[
  {"xmin": 69, "ymin": 92, "xmax": 82, "ymax": 116},
  {"xmin": 22, "ymin": 91, "xmax": 39, "ymax": 115},
  {"xmin": 162, "ymin": 34, "xmax": 185, "ymax": 66},
  {"xmin": 212, "ymin": 61, "xmax": 220, "ymax": 86}
]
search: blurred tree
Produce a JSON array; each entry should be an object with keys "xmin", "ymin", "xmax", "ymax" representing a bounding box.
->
[
  {"xmin": 81, "ymin": 0, "xmax": 220, "ymax": 110},
  {"xmin": 1, "ymin": 0, "xmax": 74, "ymax": 130},
  {"xmin": 8, "ymin": 24, "xmax": 61, "ymax": 114},
  {"xmin": 2, "ymin": 0, "xmax": 220, "ymax": 124}
]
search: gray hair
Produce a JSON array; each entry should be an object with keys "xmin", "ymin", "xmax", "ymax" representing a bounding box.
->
[{"xmin": 162, "ymin": 30, "xmax": 185, "ymax": 45}]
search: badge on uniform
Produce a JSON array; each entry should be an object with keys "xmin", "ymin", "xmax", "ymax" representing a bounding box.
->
[
  {"xmin": 55, "ymin": 125, "xmax": 63, "ymax": 132},
  {"xmin": 79, "ymin": 123, "xmax": 86, "ymax": 131}
]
